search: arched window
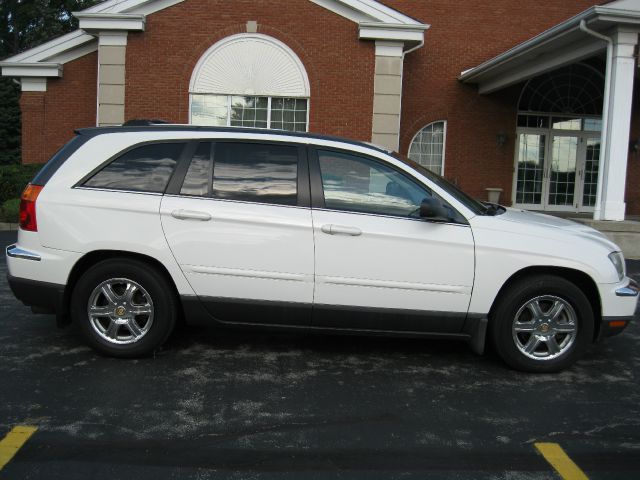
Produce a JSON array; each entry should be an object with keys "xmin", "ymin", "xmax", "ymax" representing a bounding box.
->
[
  {"xmin": 518, "ymin": 63, "xmax": 604, "ymax": 115},
  {"xmin": 408, "ymin": 121, "xmax": 446, "ymax": 175},
  {"xmin": 189, "ymin": 34, "xmax": 310, "ymax": 131}
]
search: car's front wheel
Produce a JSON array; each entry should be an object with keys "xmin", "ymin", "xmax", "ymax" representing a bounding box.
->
[
  {"xmin": 71, "ymin": 258, "xmax": 178, "ymax": 357},
  {"xmin": 490, "ymin": 275, "xmax": 594, "ymax": 372}
]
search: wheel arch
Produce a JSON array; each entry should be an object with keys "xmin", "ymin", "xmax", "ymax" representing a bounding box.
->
[
  {"xmin": 488, "ymin": 266, "xmax": 602, "ymax": 341},
  {"xmin": 61, "ymin": 250, "xmax": 184, "ymax": 325}
]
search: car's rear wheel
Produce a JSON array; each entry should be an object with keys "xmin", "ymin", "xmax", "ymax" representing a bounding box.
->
[
  {"xmin": 71, "ymin": 258, "xmax": 177, "ymax": 357},
  {"xmin": 490, "ymin": 275, "xmax": 594, "ymax": 372}
]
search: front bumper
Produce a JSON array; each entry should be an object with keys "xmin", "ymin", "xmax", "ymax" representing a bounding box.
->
[{"xmin": 598, "ymin": 278, "xmax": 638, "ymax": 340}]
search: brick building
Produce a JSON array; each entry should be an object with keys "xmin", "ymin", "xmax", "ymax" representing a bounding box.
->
[{"xmin": 1, "ymin": 0, "xmax": 639, "ymax": 219}]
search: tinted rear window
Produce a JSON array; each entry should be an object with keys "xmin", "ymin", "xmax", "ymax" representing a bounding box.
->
[{"xmin": 83, "ymin": 143, "xmax": 183, "ymax": 193}]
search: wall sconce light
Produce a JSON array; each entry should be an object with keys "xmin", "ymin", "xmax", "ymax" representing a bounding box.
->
[{"xmin": 496, "ymin": 132, "xmax": 508, "ymax": 147}]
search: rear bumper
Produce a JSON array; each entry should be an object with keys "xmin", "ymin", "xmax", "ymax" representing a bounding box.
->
[{"xmin": 7, "ymin": 274, "xmax": 65, "ymax": 315}]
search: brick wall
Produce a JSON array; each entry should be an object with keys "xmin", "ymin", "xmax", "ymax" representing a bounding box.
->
[
  {"xmin": 123, "ymin": 0, "xmax": 374, "ymax": 142},
  {"xmin": 20, "ymin": 51, "xmax": 97, "ymax": 164}
]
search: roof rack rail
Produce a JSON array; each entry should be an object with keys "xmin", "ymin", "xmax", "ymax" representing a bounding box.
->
[{"xmin": 122, "ymin": 119, "xmax": 170, "ymax": 126}]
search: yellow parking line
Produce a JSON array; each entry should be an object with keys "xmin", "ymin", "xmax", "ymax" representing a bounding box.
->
[
  {"xmin": 0, "ymin": 426, "xmax": 38, "ymax": 470},
  {"xmin": 535, "ymin": 442, "xmax": 588, "ymax": 480}
]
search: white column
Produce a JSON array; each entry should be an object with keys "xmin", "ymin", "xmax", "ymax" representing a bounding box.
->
[{"xmin": 596, "ymin": 29, "xmax": 638, "ymax": 221}]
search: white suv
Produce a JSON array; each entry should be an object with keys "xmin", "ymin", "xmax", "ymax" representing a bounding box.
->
[{"xmin": 6, "ymin": 125, "xmax": 638, "ymax": 371}]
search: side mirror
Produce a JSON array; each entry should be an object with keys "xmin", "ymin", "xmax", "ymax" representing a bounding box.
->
[{"xmin": 419, "ymin": 197, "xmax": 450, "ymax": 222}]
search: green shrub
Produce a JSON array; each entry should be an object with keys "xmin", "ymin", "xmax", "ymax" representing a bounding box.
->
[
  {"xmin": 1, "ymin": 198, "xmax": 20, "ymax": 223},
  {"xmin": 0, "ymin": 164, "xmax": 42, "ymax": 204}
]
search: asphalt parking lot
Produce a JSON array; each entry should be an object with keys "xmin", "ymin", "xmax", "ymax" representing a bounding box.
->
[{"xmin": 1, "ymin": 230, "xmax": 639, "ymax": 479}]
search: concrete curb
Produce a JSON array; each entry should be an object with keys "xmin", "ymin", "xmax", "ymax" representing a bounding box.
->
[{"xmin": 0, "ymin": 223, "xmax": 18, "ymax": 232}]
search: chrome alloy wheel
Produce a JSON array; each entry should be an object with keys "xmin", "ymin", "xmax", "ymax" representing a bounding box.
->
[
  {"xmin": 511, "ymin": 295, "xmax": 578, "ymax": 361},
  {"xmin": 87, "ymin": 278, "xmax": 154, "ymax": 345}
]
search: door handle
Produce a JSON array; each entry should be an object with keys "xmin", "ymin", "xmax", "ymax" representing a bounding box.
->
[
  {"xmin": 171, "ymin": 209, "xmax": 212, "ymax": 221},
  {"xmin": 321, "ymin": 224, "xmax": 362, "ymax": 236}
]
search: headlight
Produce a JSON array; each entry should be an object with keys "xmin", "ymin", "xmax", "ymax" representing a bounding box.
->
[{"xmin": 608, "ymin": 251, "xmax": 625, "ymax": 281}]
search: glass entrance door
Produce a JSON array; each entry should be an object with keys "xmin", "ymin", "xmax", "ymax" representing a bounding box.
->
[{"xmin": 513, "ymin": 115, "xmax": 601, "ymax": 213}]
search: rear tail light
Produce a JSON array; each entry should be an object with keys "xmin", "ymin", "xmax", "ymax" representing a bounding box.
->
[{"xmin": 19, "ymin": 184, "xmax": 43, "ymax": 232}]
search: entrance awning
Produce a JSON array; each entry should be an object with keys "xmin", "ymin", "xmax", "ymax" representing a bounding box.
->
[
  {"xmin": 459, "ymin": 0, "xmax": 640, "ymax": 221},
  {"xmin": 459, "ymin": 0, "xmax": 640, "ymax": 94}
]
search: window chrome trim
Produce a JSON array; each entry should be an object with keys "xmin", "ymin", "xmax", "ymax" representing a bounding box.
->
[
  {"xmin": 162, "ymin": 193, "xmax": 311, "ymax": 211},
  {"xmin": 6, "ymin": 244, "xmax": 41, "ymax": 261},
  {"xmin": 312, "ymin": 207, "xmax": 470, "ymax": 227},
  {"xmin": 73, "ymin": 186, "xmax": 164, "ymax": 196}
]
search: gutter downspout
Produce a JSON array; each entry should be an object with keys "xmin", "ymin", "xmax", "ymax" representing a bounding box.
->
[
  {"xmin": 393, "ymin": 38, "xmax": 425, "ymax": 153},
  {"xmin": 579, "ymin": 19, "xmax": 612, "ymax": 221},
  {"xmin": 403, "ymin": 38, "xmax": 424, "ymax": 57}
]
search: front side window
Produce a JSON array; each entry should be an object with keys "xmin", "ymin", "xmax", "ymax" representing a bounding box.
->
[
  {"xmin": 180, "ymin": 142, "xmax": 299, "ymax": 206},
  {"xmin": 83, "ymin": 143, "xmax": 183, "ymax": 193},
  {"xmin": 191, "ymin": 95, "xmax": 308, "ymax": 132},
  {"xmin": 408, "ymin": 121, "xmax": 446, "ymax": 175},
  {"xmin": 317, "ymin": 150, "xmax": 432, "ymax": 218}
]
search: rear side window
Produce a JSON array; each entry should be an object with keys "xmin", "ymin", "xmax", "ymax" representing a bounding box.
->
[
  {"xmin": 180, "ymin": 142, "xmax": 298, "ymax": 206},
  {"xmin": 83, "ymin": 143, "xmax": 183, "ymax": 193}
]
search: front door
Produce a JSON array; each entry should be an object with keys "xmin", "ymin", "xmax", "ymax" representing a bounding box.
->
[
  {"xmin": 309, "ymin": 148, "xmax": 475, "ymax": 333},
  {"xmin": 514, "ymin": 117, "xmax": 601, "ymax": 213}
]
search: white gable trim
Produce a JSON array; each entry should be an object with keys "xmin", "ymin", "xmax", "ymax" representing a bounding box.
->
[
  {"xmin": 309, "ymin": 0, "xmax": 422, "ymax": 25},
  {"xmin": 1, "ymin": 0, "xmax": 426, "ymax": 77},
  {"xmin": 83, "ymin": 0, "xmax": 184, "ymax": 15},
  {"xmin": 2, "ymin": 30, "xmax": 93, "ymax": 64}
]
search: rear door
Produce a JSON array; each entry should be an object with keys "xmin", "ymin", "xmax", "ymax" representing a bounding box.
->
[
  {"xmin": 309, "ymin": 147, "xmax": 475, "ymax": 333},
  {"xmin": 160, "ymin": 140, "xmax": 314, "ymax": 326}
]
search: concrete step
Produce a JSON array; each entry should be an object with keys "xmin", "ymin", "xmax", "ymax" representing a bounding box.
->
[{"xmin": 570, "ymin": 218, "xmax": 640, "ymax": 260}]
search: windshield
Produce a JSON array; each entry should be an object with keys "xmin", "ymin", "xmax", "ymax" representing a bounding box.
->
[{"xmin": 391, "ymin": 152, "xmax": 488, "ymax": 215}]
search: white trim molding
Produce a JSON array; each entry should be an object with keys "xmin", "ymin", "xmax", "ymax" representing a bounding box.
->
[
  {"xmin": 99, "ymin": 32, "xmax": 129, "ymax": 46},
  {"xmin": 74, "ymin": 13, "xmax": 146, "ymax": 33},
  {"xmin": 0, "ymin": 62, "xmax": 62, "ymax": 78},
  {"xmin": 309, "ymin": 0, "xmax": 424, "ymax": 25},
  {"xmin": 359, "ymin": 22, "xmax": 428, "ymax": 44},
  {"xmin": 1, "ymin": 30, "xmax": 94, "ymax": 64},
  {"xmin": 20, "ymin": 78, "xmax": 48, "ymax": 92}
]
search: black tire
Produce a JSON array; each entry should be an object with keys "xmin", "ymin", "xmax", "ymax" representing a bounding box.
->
[
  {"xmin": 71, "ymin": 258, "xmax": 178, "ymax": 358},
  {"xmin": 490, "ymin": 275, "xmax": 594, "ymax": 373}
]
